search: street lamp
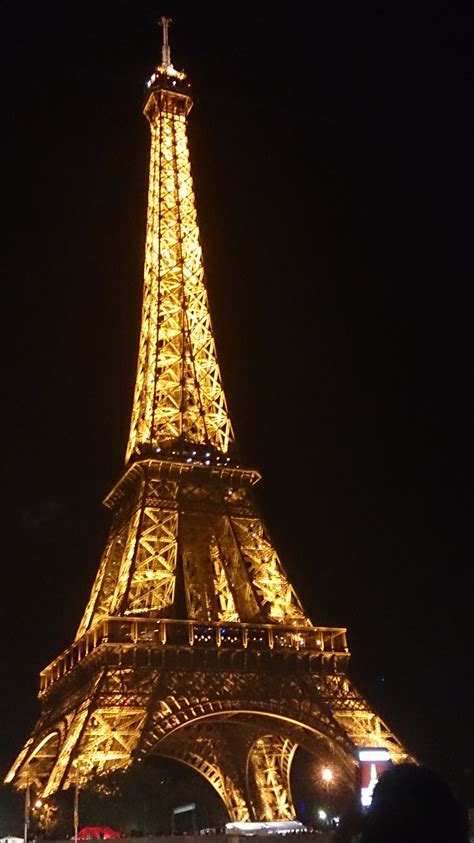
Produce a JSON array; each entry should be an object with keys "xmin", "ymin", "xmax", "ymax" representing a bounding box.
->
[
  {"xmin": 72, "ymin": 759, "xmax": 82, "ymax": 843},
  {"xmin": 321, "ymin": 767, "xmax": 334, "ymax": 821},
  {"xmin": 321, "ymin": 767, "xmax": 333, "ymax": 785},
  {"xmin": 23, "ymin": 777, "xmax": 30, "ymax": 843}
]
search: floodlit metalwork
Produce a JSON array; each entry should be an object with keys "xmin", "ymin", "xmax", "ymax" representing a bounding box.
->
[
  {"xmin": 75, "ymin": 460, "xmax": 307, "ymax": 637},
  {"xmin": 126, "ymin": 26, "xmax": 233, "ymax": 463},
  {"xmin": 248, "ymin": 736, "xmax": 297, "ymax": 821},
  {"xmin": 6, "ymin": 19, "xmax": 412, "ymax": 821}
]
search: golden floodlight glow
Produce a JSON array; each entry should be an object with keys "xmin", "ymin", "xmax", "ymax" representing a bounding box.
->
[
  {"xmin": 6, "ymin": 21, "xmax": 412, "ymax": 818},
  {"xmin": 126, "ymin": 75, "xmax": 233, "ymax": 462}
]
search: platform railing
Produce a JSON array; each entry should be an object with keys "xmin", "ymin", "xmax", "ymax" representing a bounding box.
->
[{"xmin": 39, "ymin": 617, "xmax": 349, "ymax": 693}]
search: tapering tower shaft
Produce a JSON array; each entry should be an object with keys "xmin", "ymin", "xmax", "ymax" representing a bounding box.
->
[{"xmin": 127, "ymin": 60, "xmax": 233, "ymax": 463}]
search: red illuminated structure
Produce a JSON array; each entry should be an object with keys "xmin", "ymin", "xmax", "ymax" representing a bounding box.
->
[
  {"xmin": 358, "ymin": 748, "xmax": 392, "ymax": 807},
  {"xmin": 77, "ymin": 828, "xmax": 122, "ymax": 840}
]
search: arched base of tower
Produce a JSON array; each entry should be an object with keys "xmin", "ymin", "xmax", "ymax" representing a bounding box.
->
[
  {"xmin": 6, "ymin": 653, "xmax": 411, "ymax": 817},
  {"xmin": 156, "ymin": 723, "xmax": 299, "ymax": 822},
  {"xmin": 155, "ymin": 715, "xmax": 359, "ymax": 822}
]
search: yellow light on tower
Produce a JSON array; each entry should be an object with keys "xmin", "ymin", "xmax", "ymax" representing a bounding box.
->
[{"xmin": 126, "ymin": 16, "xmax": 234, "ymax": 463}]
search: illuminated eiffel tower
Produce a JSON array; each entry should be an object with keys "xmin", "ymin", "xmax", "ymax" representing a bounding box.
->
[{"xmin": 6, "ymin": 20, "xmax": 411, "ymax": 821}]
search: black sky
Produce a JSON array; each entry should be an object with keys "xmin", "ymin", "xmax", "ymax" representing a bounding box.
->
[{"xmin": 1, "ymin": 2, "xmax": 472, "ymax": 806}]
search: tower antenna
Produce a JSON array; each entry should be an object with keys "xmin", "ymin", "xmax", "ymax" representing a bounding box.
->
[{"xmin": 160, "ymin": 16, "xmax": 172, "ymax": 68}]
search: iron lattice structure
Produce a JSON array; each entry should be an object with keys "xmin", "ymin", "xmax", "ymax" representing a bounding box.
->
[{"xmin": 7, "ymin": 23, "xmax": 411, "ymax": 821}]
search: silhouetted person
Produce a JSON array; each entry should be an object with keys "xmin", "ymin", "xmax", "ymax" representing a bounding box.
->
[
  {"xmin": 360, "ymin": 763, "xmax": 469, "ymax": 842},
  {"xmin": 334, "ymin": 787, "xmax": 364, "ymax": 842}
]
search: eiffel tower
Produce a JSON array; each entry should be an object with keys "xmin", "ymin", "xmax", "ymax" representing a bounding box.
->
[{"xmin": 6, "ymin": 19, "xmax": 411, "ymax": 821}]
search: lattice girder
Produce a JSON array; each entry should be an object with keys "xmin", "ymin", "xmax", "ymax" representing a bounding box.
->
[
  {"xmin": 160, "ymin": 725, "xmax": 299, "ymax": 822},
  {"xmin": 321, "ymin": 675, "xmax": 407, "ymax": 763},
  {"xmin": 7, "ymin": 651, "xmax": 410, "ymax": 806},
  {"xmin": 230, "ymin": 517, "xmax": 308, "ymax": 623},
  {"xmin": 158, "ymin": 723, "xmax": 250, "ymax": 822},
  {"xmin": 138, "ymin": 670, "xmax": 354, "ymax": 758},
  {"xmin": 127, "ymin": 86, "xmax": 233, "ymax": 461},
  {"xmin": 246, "ymin": 735, "xmax": 297, "ymax": 821},
  {"xmin": 76, "ymin": 459, "xmax": 314, "ymax": 632},
  {"xmin": 7, "ymin": 44, "xmax": 413, "ymax": 822},
  {"xmin": 9, "ymin": 733, "xmax": 61, "ymax": 794}
]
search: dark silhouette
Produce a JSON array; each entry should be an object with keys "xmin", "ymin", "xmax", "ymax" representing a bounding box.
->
[
  {"xmin": 360, "ymin": 763, "xmax": 469, "ymax": 842},
  {"xmin": 334, "ymin": 789, "xmax": 364, "ymax": 842}
]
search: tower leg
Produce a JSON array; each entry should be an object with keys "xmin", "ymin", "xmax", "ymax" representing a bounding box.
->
[
  {"xmin": 158, "ymin": 723, "xmax": 251, "ymax": 822},
  {"xmin": 156, "ymin": 724, "xmax": 299, "ymax": 822},
  {"xmin": 246, "ymin": 734, "xmax": 297, "ymax": 821}
]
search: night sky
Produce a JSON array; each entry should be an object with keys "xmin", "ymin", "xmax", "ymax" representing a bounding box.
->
[{"xmin": 1, "ymin": 2, "xmax": 472, "ymax": 807}]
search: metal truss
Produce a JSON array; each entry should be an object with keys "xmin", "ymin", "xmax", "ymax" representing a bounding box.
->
[
  {"xmin": 9, "ymin": 657, "xmax": 410, "ymax": 811},
  {"xmin": 158, "ymin": 724, "xmax": 250, "ymax": 821},
  {"xmin": 160, "ymin": 726, "xmax": 297, "ymax": 822},
  {"xmin": 75, "ymin": 459, "xmax": 315, "ymax": 637},
  {"xmin": 7, "ymin": 39, "xmax": 413, "ymax": 821},
  {"xmin": 230, "ymin": 518, "xmax": 308, "ymax": 623},
  {"xmin": 247, "ymin": 735, "xmax": 297, "ymax": 821},
  {"xmin": 126, "ymin": 74, "xmax": 233, "ymax": 462},
  {"xmin": 321, "ymin": 675, "xmax": 408, "ymax": 764},
  {"xmin": 77, "ymin": 460, "xmax": 318, "ymax": 639}
]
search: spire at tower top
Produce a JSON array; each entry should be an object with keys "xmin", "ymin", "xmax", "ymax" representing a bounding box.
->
[
  {"xmin": 147, "ymin": 15, "xmax": 186, "ymax": 86},
  {"xmin": 160, "ymin": 16, "xmax": 172, "ymax": 69}
]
